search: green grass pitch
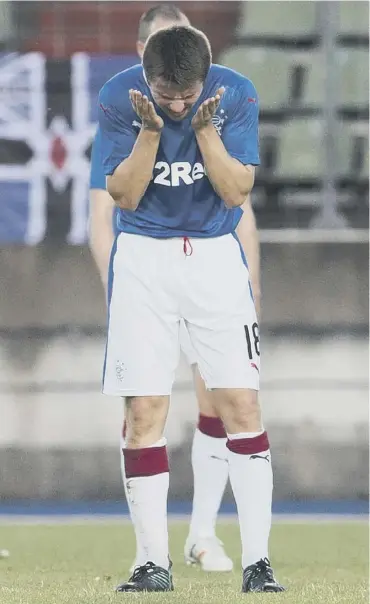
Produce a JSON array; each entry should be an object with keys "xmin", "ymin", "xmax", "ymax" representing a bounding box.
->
[{"xmin": 0, "ymin": 520, "xmax": 368, "ymax": 603}]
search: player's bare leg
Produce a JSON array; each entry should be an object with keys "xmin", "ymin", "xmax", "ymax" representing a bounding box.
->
[
  {"xmin": 116, "ymin": 394, "xmax": 173, "ymax": 592},
  {"xmin": 212, "ymin": 388, "xmax": 284, "ymax": 592},
  {"xmin": 185, "ymin": 365, "xmax": 232, "ymax": 571}
]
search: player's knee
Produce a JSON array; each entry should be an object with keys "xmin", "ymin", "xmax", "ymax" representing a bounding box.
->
[
  {"xmin": 124, "ymin": 395, "xmax": 168, "ymax": 447},
  {"xmin": 213, "ymin": 389, "xmax": 262, "ymax": 433},
  {"xmin": 197, "ymin": 394, "xmax": 218, "ymax": 417}
]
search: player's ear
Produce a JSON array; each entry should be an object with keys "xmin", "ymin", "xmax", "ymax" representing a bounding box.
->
[{"xmin": 136, "ymin": 41, "xmax": 145, "ymax": 59}]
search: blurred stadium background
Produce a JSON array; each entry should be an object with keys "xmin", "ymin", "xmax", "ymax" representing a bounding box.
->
[{"xmin": 0, "ymin": 1, "xmax": 368, "ymax": 513}]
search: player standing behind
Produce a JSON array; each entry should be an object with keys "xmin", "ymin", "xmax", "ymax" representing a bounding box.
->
[
  {"xmin": 98, "ymin": 25, "xmax": 284, "ymax": 594},
  {"xmin": 90, "ymin": 4, "xmax": 261, "ymax": 574}
]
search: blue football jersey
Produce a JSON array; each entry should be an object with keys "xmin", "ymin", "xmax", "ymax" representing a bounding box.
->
[
  {"xmin": 98, "ymin": 64, "xmax": 259, "ymax": 238},
  {"xmin": 90, "ymin": 126, "xmax": 243, "ymax": 238}
]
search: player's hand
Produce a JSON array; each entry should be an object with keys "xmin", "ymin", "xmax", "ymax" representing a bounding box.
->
[
  {"xmin": 191, "ymin": 87, "xmax": 225, "ymax": 132},
  {"xmin": 129, "ymin": 89, "xmax": 164, "ymax": 132}
]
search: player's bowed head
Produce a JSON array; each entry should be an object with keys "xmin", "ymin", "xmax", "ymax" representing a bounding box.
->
[
  {"xmin": 130, "ymin": 25, "xmax": 224, "ymax": 134},
  {"xmin": 139, "ymin": 25, "xmax": 215, "ymax": 123}
]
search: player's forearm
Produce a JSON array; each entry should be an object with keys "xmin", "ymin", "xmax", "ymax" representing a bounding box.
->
[
  {"xmin": 107, "ymin": 129, "xmax": 161, "ymax": 211},
  {"xmin": 89, "ymin": 190, "xmax": 115, "ymax": 294},
  {"xmin": 195, "ymin": 124, "xmax": 255, "ymax": 208},
  {"xmin": 236, "ymin": 197, "xmax": 261, "ymax": 318}
]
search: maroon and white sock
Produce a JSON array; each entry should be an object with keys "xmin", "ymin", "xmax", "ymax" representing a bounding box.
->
[
  {"xmin": 124, "ymin": 438, "xmax": 169, "ymax": 570},
  {"xmin": 227, "ymin": 430, "xmax": 273, "ymax": 568},
  {"xmin": 188, "ymin": 414, "xmax": 229, "ymax": 541},
  {"xmin": 120, "ymin": 421, "xmax": 146, "ymax": 567}
]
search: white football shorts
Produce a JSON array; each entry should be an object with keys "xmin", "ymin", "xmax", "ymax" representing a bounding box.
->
[
  {"xmin": 103, "ymin": 233, "xmax": 260, "ymax": 396},
  {"xmin": 179, "ymin": 318, "xmax": 197, "ymax": 366}
]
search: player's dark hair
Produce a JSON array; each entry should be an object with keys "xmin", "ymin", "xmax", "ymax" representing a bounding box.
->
[
  {"xmin": 138, "ymin": 4, "xmax": 187, "ymax": 43},
  {"xmin": 143, "ymin": 25, "xmax": 212, "ymax": 88}
]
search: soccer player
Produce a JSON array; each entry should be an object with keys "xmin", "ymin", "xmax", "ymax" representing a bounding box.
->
[
  {"xmin": 98, "ymin": 24, "xmax": 284, "ymax": 594},
  {"xmin": 90, "ymin": 4, "xmax": 261, "ymax": 574}
]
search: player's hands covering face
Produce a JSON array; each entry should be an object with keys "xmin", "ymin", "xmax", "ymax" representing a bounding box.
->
[
  {"xmin": 129, "ymin": 90, "xmax": 164, "ymax": 132},
  {"xmin": 191, "ymin": 87, "xmax": 225, "ymax": 132}
]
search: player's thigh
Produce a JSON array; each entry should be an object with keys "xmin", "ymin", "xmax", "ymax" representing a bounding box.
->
[
  {"xmin": 103, "ymin": 234, "xmax": 180, "ymax": 396},
  {"xmin": 185, "ymin": 235, "xmax": 260, "ymax": 390}
]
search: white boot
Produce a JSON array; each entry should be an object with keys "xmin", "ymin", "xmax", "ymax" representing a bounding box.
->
[{"xmin": 184, "ymin": 535, "xmax": 233, "ymax": 572}]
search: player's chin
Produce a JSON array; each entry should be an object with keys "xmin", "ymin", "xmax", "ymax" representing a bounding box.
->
[{"xmin": 165, "ymin": 109, "xmax": 189, "ymax": 121}]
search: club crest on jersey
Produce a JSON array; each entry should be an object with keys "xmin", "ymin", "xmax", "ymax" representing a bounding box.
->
[{"xmin": 212, "ymin": 109, "xmax": 227, "ymax": 136}]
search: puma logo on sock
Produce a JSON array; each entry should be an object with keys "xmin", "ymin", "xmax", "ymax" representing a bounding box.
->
[{"xmin": 250, "ymin": 454, "xmax": 270, "ymax": 463}]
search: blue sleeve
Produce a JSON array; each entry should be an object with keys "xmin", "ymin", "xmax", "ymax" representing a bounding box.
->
[
  {"xmin": 222, "ymin": 80, "xmax": 260, "ymax": 166},
  {"xmin": 98, "ymin": 83, "xmax": 138, "ymax": 176},
  {"xmin": 89, "ymin": 128, "xmax": 106, "ymax": 190}
]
